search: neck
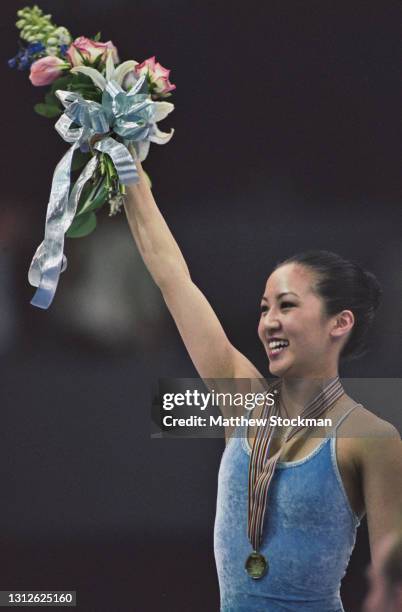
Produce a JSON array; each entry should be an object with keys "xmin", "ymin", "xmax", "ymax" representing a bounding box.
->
[{"xmin": 280, "ymin": 373, "xmax": 339, "ymax": 418}]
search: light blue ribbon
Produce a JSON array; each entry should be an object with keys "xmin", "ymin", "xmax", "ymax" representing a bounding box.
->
[{"xmin": 29, "ymin": 75, "xmax": 155, "ymax": 309}]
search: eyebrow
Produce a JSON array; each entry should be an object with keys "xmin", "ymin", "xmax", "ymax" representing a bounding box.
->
[{"xmin": 261, "ymin": 291, "xmax": 299, "ymax": 302}]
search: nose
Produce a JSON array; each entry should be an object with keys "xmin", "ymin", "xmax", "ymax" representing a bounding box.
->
[{"xmin": 262, "ymin": 309, "xmax": 281, "ymax": 334}]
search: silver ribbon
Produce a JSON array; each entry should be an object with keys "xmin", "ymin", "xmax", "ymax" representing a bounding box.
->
[{"xmin": 29, "ymin": 75, "xmax": 155, "ymax": 309}]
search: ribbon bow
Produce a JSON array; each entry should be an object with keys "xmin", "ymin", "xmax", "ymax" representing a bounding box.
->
[{"xmin": 28, "ymin": 74, "xmax": 154, "ymax": 309}]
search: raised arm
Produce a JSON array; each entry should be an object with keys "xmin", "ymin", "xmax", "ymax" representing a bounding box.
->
[{"xmin": 124, "ymin": 156, "xmax": 262, "ymax": 382}]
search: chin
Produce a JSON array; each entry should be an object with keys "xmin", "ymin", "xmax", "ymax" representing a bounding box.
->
[
  {"xmin": 268, "ymin": 354, "xmax": 305, "ymax": 380},
  {"xmin": 268, "ymin": 359, "xmax": 290, "ymax": 378}
]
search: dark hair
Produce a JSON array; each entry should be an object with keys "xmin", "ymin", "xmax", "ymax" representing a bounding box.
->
[{"xmin": 275, "ymin": 250, "xmax": 382, "ymax": 360}]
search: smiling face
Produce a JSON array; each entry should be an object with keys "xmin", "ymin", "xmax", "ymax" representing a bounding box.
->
[{"xmin": 257, "ymin": 263, "xmax": 347, "ymax": 379}]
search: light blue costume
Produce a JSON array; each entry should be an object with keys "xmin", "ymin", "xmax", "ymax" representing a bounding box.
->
[{"xmin": 214, "ymin": 405, "xmax": 361, "ymax": 611}]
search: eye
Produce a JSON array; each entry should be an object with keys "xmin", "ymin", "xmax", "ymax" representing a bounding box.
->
[
  {"xmin": 260, "ymin": 304, "xmax": 268, "ymax": 314},
  {"xmin": 281, "ymin": 301, "xmax": 295, "ymax": 309}
]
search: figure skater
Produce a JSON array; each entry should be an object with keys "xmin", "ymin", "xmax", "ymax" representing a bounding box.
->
[{"xmin": 124, "ymin": 155, "xmax": 402, "ymax": 612}]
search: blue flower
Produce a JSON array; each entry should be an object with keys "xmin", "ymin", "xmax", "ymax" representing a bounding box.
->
[
  {"xmin": 17, "ymin": 60, "xmax": 28, "ymax": 70},
  {"xmin": 27, "ymin": 42, "xmax": 45, "ymax": 54},
  {"xmin": 17, "ymin": 52, "xmax": 30, "ymax": 70},
  {"xmin": 8, "ymin": 41, "xmax": 48, "ymax": 71}
]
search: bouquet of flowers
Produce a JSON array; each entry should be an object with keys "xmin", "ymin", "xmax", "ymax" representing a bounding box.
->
[{"xmin": 9, "ymin": 5, "xmax": 175, "ymax": 309}]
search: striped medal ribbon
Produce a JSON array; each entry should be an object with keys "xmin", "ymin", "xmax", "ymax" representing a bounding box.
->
[{"xmin": 245, "ymin": 376, "xmax": 344, "ymax": 579}]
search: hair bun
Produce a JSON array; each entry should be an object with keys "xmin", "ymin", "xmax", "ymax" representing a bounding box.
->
[{"xmin": 362, "ymin": 269, "xmax": 382, "ymax": 312}]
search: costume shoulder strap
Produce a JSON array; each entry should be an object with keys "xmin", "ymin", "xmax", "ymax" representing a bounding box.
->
[{"xmin": 334, "ymin": 403, "xmax": 362, "ymax": 434}]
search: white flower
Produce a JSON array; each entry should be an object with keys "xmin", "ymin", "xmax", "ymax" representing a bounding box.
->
[
  {"xmin": 70, "ymin": 52, "xmax": 138, "ymax": 91},
  {"xmin": 54, "ymin": 27, "xmax": 72, "ymax": 46},
  {"xmin": 71, "ymin": 53, "xmax": 175, "ymax": 162},
  {"xmin": 108, "ymin": 193, "xmax": 125, "ymax": 216},
  {"xmin": 134, "ymin": 122, "xmax": 175, "ymax": 162}
]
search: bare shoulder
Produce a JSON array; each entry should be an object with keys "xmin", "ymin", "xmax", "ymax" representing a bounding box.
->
[
  {"xmin": 339, "ymin": 404, "xmax": 401, "ymax": 440},
  {"xmin": 340, "ymin": 404, "xmax": 401, "ymax": 462}
]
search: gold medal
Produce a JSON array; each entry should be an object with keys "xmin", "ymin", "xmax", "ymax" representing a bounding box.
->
[{"xmin": 245, "ymin": 551, "xmax": 268, "ymax": 579}]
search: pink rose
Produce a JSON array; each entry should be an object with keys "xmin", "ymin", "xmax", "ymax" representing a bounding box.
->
[
  {"xmin": 66, "ymin": 36, "xmax": 119, "ymax": 67},
  {"xmin": 135, "ymin": 56, "xmax": 176, "ymax": 96},
  {"xmin": 29, "ymin": 56, "xmax": 68, "ymax": 87}
]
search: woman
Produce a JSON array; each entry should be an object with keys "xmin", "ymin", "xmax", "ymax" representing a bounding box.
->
[{"xmin": 124, "ymin": 156, "xmax": 402, "ymax": 611}]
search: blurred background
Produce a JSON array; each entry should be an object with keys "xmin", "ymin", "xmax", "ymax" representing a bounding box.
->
[{"xmin": 1, "ymin": 1, "xmax": 402, "ymax": 610}]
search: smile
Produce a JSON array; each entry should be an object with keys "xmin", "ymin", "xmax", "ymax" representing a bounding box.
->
[{"xmin": 268, "ymin": 339, "xmax": 289, "ymax": 357}]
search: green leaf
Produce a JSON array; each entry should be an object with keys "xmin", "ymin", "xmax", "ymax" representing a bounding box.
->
[
  {"xmin": 76, "ymin": 184, "xmax": 109, "ymax": 216},
  {"xmin": 34, "ymin": 103, "xmax": 62, "ymax": 118},
  {"xmin": 71, "ymin": 150, "xmax": 91, "ymax": 172},
  {"xmin": 73, "ymin": 181, "xmax": 93, "ymax": 211},
  {"xmin": 67, "ymin": 72, "xmax": 103, "ymax": 102},
  {"xmin": 72, "ymin": 72, "xmax": 97, "ymax": 86},
  {"xmin": 69, "ymin": 81, "xmax": 96, "ymax": 89},
  {"xmin": 45, "ymin": 91, "xmax": 59, "ymax": 107},
  {"xmin": 68, "ymin": 83, "xmax": 97, "ymax": 94},
  {"xmin": 50, "ymin": 75, "xmax": 73, "ymax": 93},
  {"xmin": 93, "ymin": 31, "xmax": 102, "ymax": 42},
  {"xmin": 92, "ymin": 55, "xmax": 104, "ymax": 70},
  {"xmin": 66, "ymin": 212, "xmax": 97, "ymax": 238}
]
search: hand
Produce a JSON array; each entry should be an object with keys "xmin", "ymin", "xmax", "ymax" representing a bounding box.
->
[
  {"xmin": 128, "ymin": 144, "xmax": 152, "ymax": 190},
  {"xmin": 126, "ymin": 144, "xmax": 152, "ymax": 196}
]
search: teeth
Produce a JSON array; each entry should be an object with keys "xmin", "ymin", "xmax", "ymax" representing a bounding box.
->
[{"xmin": 268, "ymin": 340, "xmax": 289, "ymax": 349}]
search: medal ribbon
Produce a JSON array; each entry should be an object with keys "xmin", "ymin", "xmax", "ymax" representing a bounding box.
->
[{"xmin": 247, "ymin": 376, "xmax": 344, "ymax": 552}]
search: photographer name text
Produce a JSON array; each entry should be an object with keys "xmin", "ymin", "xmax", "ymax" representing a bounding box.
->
[{"xmin": 162, "ymin": 415, "xmax": 333, "ymax": 428}]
